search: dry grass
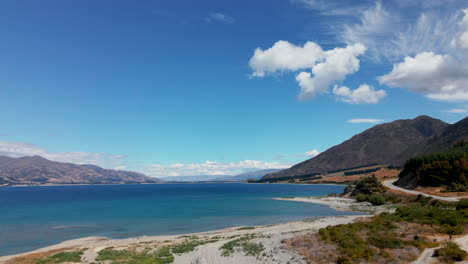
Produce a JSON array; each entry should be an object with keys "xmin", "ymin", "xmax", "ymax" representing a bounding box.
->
[
  {"xmin": 284, "ymin": 220, "xmax": 439, "ymax": 264},
  {"xmin": 307, "ymin": 167, "xmax": 400, "ymax": 184},
  {"xmin": 5, "ymin": 247, "xmax": 75, "ymax": 264},
  {"xmin": 413, "ymin": 186, "xmax": 468, "ymax": 197}
]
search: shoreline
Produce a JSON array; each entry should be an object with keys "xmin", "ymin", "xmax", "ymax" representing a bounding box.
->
[{"xmin": 0, "ymin": 196, "xmax": 374, "ymax": 263}]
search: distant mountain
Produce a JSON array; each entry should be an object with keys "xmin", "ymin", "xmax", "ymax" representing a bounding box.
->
[
  {"xmin": 159, "ymin": 175, "xmax": 228, "ymax": 182},
  {"xmin": 0, "ymin": 156, "xmax": 163, "ymax": 185},
  {"xmin": 262, "ymin": 115, "xmax": 467, "ymax": 181},
  {"xmin": 213, "ymin": 169, "xmax": 284, "ymax": 182},
  {"xmin": 160, "ymin": 169, "xmax": 284, "ymax": 182}
]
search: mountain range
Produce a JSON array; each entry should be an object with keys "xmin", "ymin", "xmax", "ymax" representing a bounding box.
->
[
  {"xmin": 160, "ymin": 169, "xmax": 283, "ymax": 182},
  {"xmin": 0, "ymin": 156, "xmax": 163, "ymax": 185},
  {"xmin": 212, "ymin": 169, "xmax": 283, "ymax": 181},
  {"xmin": 262, "ymin": 115, "xmax": 468, "ymax": 181}
]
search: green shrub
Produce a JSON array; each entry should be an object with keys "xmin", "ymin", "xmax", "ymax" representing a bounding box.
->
[
  {"xmin": 456, "ymin": 199, "xmax": 468, "ymax": 210},
  {"xmin": 433, "ymin": 242, "xmax": 467, "ymax": 262},
  {"xmin": 367, "ymin": 235, "xmax": 404, "ymax": 249},
  {"xmin": 353, "ymin": 175, "xmax": 384, "ymax": 195},
  {"xmin": 355, "ymin": 193, "xmax": 367, "ymax": 202},
  {"xmin": 36, "ymin": 250, "xmax": 84, "ymax": 264},
  {"xmin": 367, "ymin": 193, "xmax": 386, "ymax": 205},
  {"xmin": 171, "ymin": 239, "xmax": 218, "ymax": 254},
  {"xmin": 317, "ymin": 202, "xmax": 468, "ymax": 262},
  {"xmin": 97, "ymin": 247, "xmax": 174, "ymax": 264},
  {"xmin": 380, "ymin": 203, "xmax": 468, "ymax": 235}
]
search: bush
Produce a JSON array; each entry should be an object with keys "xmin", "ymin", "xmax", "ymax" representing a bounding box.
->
[
  {"xmin": 353, "ymin": 175, "xmax": 384, "ymax": 195},
  {"xmin": 355, "ymin": 193, "xmax": 367, "ymax": 202},
  {"xmin": 368, "ymin": 193, "xmax": 386, "ymax": 205},
  {"xmin": 367, "ymin": 235, "xmax": 404, "ymax": 249},
  {"xmin": 456, "ymin": 199, "xmax": 468, "ymax": 210},
  {"xmin": 433, "ymin": 242, "xmax": 467, "ymax": 262},
  {"xmin": 380, "ymin": 203, "xmax": 468, "ymax": 235},
  {"xmin": 36, "ymin": 250, "xmax": 84, "ymax": 264}
]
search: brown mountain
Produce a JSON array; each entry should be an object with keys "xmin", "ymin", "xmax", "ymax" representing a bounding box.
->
[
  {"xmin": 262, "ymin": 115, "xmax": 467, "ymax": 181},
  {"xmin": 0, "ymin": 155, "xmax": 162, "ymax": 185}
]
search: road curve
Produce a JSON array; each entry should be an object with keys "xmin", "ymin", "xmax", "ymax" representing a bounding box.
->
[{"xmin": 383, "ymin": 179, "xmax": 468, "ymax": 202}]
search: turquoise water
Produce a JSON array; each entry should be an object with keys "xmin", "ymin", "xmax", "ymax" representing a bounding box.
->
[{"xmin": 0, "ymin": 183, "xmax": 359, "ymax": 256}]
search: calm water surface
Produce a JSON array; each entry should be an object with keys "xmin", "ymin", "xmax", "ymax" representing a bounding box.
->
[{"xmin": 0, "ymin": 183, "xmax": 360, "ymax": 255}]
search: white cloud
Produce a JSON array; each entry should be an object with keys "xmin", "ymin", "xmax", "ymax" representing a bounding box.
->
[
  {"xmin": 340, "ymin": 3, "xmax": 468, "ymax": 61},
  {"xmin": 205, "ymin": 13, "xmax": 235, "ymax": 23},
  {"xmin": 379, "ymin": 52, "xmax": 468, "ymax": 101},
  {"xmin": 249, "ymin": 40, "xmax": 324, "ymax": 77},
  {"xmin": 333, "ymin": 84, "xmax": 386, "ymax": 104},
  {"xmin": 452, "ymin": 9, "xmax": 468, "ymax": 51},
  {"xmin": 342, "ymin": 2, "xmax": 396, "ymax": 61},
  {"xmin": 249, "ymin": 41, "xmax": 367, "ymax": 100},
  {"xmin": 305, "ymin": 149, "xmax": 321, "ymax": 157},
  {"xmin": 296, "ymin": 43, "xmax": 367, "ymax": 100},
  {"xmin": 347, "ymin": 118, "xmax": 383, "ymax": 124},
  {"xmin": 0, "ymin": 141, "xmax": 126, "ymax": 169},
  {"xmin": 291, "ymin": 0, "xmax": 367, "ymax": 16},
  {"xmin": 144, "ymin": 160, "xmax": 291, "ymax": 177},
  {"xmin": 442, "ymin": 107, "xmax": 468, "ymax": 114}
]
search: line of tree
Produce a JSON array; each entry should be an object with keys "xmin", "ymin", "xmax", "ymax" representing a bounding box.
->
[{"xmin": 399, "ymin": 142, "xmax": 468, "ymax": 190}]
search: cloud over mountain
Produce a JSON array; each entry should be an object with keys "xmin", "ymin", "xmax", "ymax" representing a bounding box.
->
[
  {"xmin": 0, "ymin": 141, "xmax": 125, "ymax": 169},
  {"xmin": 145, "ymin": 160, "xmax": 291, "ymax": 177}
]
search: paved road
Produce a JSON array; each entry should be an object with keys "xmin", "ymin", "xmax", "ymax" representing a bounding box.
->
[{"xmin": 383, "ymin": 179, "xmax": 468, "ymax": 202}]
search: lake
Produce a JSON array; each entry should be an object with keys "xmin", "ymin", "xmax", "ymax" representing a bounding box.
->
[{"xmin": 0, "ymin": 183, "xmax": 359, "ymax": 256}]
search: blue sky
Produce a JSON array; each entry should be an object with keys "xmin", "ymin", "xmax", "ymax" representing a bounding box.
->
[{"xmin": 0, "ymin": 0, "xmax": 467, "ymax": 177}]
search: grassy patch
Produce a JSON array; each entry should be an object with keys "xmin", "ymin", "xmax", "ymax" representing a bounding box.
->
[
  {"xmin": 171, "ymin": 239, "xmax": 219, "ymax": 254},
  {"xmin": 96, "ymin": 247, "xmax": 174, "ymax": 264},
  {"xmin": 96, "ymin": 238, "xmax": 219, "ymax": 264},
  {"xmin": 36, "ymin": 250, "xmax": 84, "ymax": 264},
  {"xmin": 240, "ymin": 241, "xmax": 265, "ymax": 256},
  {"xmin": 220, "ymin": 234, "xmax": 264, "ymax": 257}
]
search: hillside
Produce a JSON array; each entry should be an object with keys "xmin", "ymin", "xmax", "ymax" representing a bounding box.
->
[
  {"xmin": 395, "ymin": 145, "xmax": 468, "ymax": 190},
  {"xmin": 0, "ymin": 156, "xmax": 162, "ymax": 185},
  {"xmin": 262, "ymin": 115, "xmax": 467, "ymax": 181}
]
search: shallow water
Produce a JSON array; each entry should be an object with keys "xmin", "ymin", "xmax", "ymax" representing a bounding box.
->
[{"xmin": 0, "ymin": 183, "xmax": 359, "ymax": 255}]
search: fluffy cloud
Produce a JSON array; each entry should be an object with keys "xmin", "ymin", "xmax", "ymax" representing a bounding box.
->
[
  {"xmin": 0, "ymin": 141, "xmax": 126, "ymax": 169},
  {"xmin": 296, "ymin": 43, "xmax": 367, "ymax": 100},
  {"xmin": 144, "ymin": 160, "xmax": 291, "ymax": 177},
  {"xmin": 347, "ymin": 118, "xmax": 383, "ymax": 124},
  {"xmin": 249, "ymin": 41, "xmax": 368, "ymax": 100},
  {"xmin": 333, "ymin": 84, "xmax": 386, "ymax": 104},
  {"xmin": 249, "ymin": 41, "xmax": 324, "ymax": 77},
  {"xmin": 205, "ymin": 13, "xmax": 235, "ymax": 23},
  {"xmin": 379, "ymin": 52, "xmax": 468, "ymax": 101},
  {"xmin": 305, "ymin": 149, "xmax": 321, "ymax": 157}
]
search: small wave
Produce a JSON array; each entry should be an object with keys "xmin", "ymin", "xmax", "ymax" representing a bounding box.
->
[{"xmin": 51, "ymin": 225, "xmax": 93, "ymax": 229}]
